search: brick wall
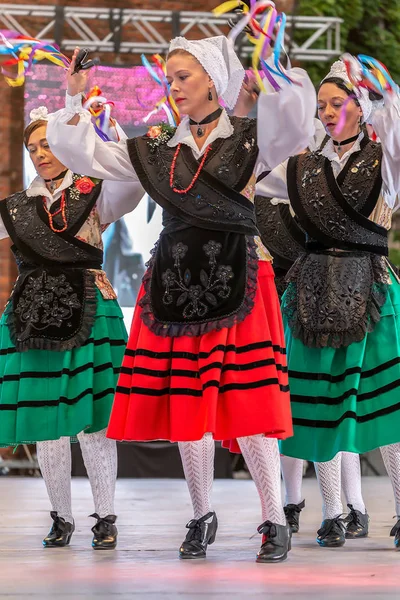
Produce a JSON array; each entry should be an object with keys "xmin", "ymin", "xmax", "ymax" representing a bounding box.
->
[{"xmin": 0, "ymin": 77, "xmax": 24, "ymax": 311}]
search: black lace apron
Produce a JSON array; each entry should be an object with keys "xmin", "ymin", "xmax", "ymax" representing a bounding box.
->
[
  {"xmin": 284, "ymin": 138, "xmax": 390, "ymax": 348},
  {"xmin": 0, "ymin": 181, "xmax": 103, "ymax": 351},
  {"xmin": 127, "ymin": 117, "xmax": 261, "ymax": 337}
]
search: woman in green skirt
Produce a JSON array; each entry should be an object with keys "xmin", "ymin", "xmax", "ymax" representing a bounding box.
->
[
  {"xmin": 256, "ymin": 57, "xmax": 400, "ymax": 549},
  {"xmin": 0, "ymin": 106, "xmax": 144, "ymax": 548}
]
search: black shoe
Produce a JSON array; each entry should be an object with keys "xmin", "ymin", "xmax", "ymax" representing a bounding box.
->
[
  {"xmin": 345, "ymin": 504, "xmax": 369, "ymax": 538},
  {"xmin": 390, "ymin": 517, "xmax": 400, "ymax": 549},
  {"xmin": 256, "ymin": 521, "xmax": 291, "ymax": 563},
  {"xmin": 284, "ymin": 499, "xmax": 305, "ymax": 534},
  {"xmin": 43, "ymin": 511, "xmax": 75, "ymax": 547},
  {"xmin": 317, "ymin": 516, "xmax": 346, "ymax": 547},
  {"xmin": 179, "ymin": 511, "xmax": 218, "ymax": 559},
  {"xmin": 90, "ymin": 513, "xmax": 118, "ymax": 550}
]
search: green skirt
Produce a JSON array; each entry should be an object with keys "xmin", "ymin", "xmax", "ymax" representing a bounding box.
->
[
  {"xmin": 280, "ymin": 270, "xmax": 400, "ymax": 462},
  {"xmin": 0, "ymin": 290, "xmax": 127, "ymax": 445}
]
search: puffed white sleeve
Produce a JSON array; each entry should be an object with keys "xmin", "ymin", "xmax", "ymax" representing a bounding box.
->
[
  {"xmin": 371, "ymin": 94, "xmax": 400, "ymax": 208},
  {"xmin": 96, "ymin": 181, "xmax": 146, "ymax": 225},
  {"xmin": 257, "ymin": 66, "xmax": 317, "ymax": 171},
  {"xmin": 256, "ymin": 161, "xmax": 289, "ymax": 201},
  {"xmin": 46, "ymin": 93, "xmax": 139, "ymax": 182}
]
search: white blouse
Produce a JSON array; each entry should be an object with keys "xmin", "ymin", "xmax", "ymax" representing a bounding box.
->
[
  {"xmin": 0, "ymin": 170, "xmax": 145, "ymax": 241},
  {"xmin": 256, "ymin": 95, "xmax": 400, "ymax": 210},
  {"xmin": 46, "ymin": 65, "xmax": 317, "ymax": 184}
]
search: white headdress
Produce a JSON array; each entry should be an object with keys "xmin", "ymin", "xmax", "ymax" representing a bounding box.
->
[
  {"xmin": 29, "ymin": 106, "xmax": 49, "ymax": 123},
  {"xmin": 321, "ymin": 60, "xmax": 372, "ymax": 122},
  {"xmin": 168, "ymin": 36, "xmax": 245, "ymax": 110}
]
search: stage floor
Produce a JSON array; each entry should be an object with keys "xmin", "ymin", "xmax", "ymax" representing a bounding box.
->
[{"xmin": 0, "ymin": 476, "xmax": 398, "ymax": 599}]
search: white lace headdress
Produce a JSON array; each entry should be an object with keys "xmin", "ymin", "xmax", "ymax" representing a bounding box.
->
[
  {"xmin": 168, "ymin": 36, "xmax": 245, "ymax": 110},
  {"xmin": 29, "ymin": 106, "xmax": 49, "ymax": 123},
  {"xmin": 321, "ymin": 60, "xmax": 372, "ymax": 122}
]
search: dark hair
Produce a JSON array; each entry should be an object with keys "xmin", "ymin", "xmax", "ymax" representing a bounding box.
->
[
  {"xmin": 23, "ymin": 119, "xmax": 47, "ymax": 148},
  {"xmin": 318, "ymin": 77, "xmax": 360, "ymax": 107}
]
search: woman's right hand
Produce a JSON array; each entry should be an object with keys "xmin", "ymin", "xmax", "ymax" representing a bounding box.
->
[{"xmin": 67, "ymin": 48, "xmax": 89, "ymax": 97}]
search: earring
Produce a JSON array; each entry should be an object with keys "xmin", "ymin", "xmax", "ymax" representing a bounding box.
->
[{"xmin": 208, "ymin": 90, "xmax": 213, "ymax": 101}]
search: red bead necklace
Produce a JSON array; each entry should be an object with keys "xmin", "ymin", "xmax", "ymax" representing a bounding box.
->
[
  {"xmin": 42, "ymin": 190, "xmax": 68, "ymax": 233},
  {"xmin": 169, "ymin": 143, "xmax": 212, "ymax": 195}
]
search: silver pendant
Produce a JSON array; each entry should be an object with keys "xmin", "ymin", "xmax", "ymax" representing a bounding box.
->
[{"xmin": 197, "ymin": 126, "xmax": 204, "ymax": 137}]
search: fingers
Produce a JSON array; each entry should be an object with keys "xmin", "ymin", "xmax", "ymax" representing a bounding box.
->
[{"xmin": 68, "ymin": 47, "xmax": 80, "ymax": 75}]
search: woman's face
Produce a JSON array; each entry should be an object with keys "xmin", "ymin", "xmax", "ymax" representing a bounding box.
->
[
  {"xmin": 27, "ymin": 124, "xmax": 66, "ymax": 180},
  {"xmin": 166, "ymin": 53, "xmax": 214, "ymax": 118},
  {"xmin": 317, "ymin": 82, "xmax": 363, "ymax": 140}
]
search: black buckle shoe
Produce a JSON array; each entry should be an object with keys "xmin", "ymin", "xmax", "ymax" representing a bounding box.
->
[
  {"xmin": 256, "ymin": 521, "xmax": 291, "ymax": 563},
  {"xmin": 43, "ymin": 511, "xmax": 75, "ymax": 547},
  {"xmin": 179, "ymin": 511, "xmax": 218, "ymax": 559},
  {"xmin": 317, "ymin": 516, "xmax": 346, "ymax": 547},
  {"xmin": 390, "ymin": 517, "xmax": 400, "ymax": 549},
  {"xmin": 284, "ymin": 499, "xmax": 305, "ymax": 534},
  {"xmin": 90, "ymin": 513, "xmax": 118, "ymax": 550},
  {"xmin": 345, "ymin": 504, "xmax": 369, "ymax": 538}
]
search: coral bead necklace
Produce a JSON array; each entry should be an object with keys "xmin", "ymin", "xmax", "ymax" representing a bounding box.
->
[
  {"xmin": 42, "ymin": 190, "xmax": 68, "ymax": 233},
  {"xmin": 169, "ymin": 143, "xmax": 212, "ymax": 195}
]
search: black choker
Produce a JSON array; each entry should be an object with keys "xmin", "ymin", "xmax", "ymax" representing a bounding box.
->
[
  {"xmin": 332, "ymin": 133, "xmax": 360, "ymax": 152},
  {"xmin": 44, "ymin": 169, "xmax": 68, "ymax": 193},
  {"xmin": 189, "ymin": 107, "xmax": 223, "ymax": 138},
  {"xmin": 44, "ymin": 169, "xmax": 68, "ymax": 183}
]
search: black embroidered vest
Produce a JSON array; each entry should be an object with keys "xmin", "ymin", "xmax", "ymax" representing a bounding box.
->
[
  {"xmin": 254, "ymin": 196, "xmax": 306, "ymax": 298},
  {"xmin": 0, "ymin": 178, "xmax": 103, "ymax": 352},
  {"xmin": 126, "ymin": 117, "xmax": 260, "ymax": 337},
  {"xmin": 283, "ymin": 139, "xmax": 390, "ymax": 349},
  {"xmin": 287, "ymin": 137, "xmax": 386, "ymax": 254}
]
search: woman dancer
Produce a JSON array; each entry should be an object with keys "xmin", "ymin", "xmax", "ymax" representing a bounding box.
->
[
  {"xmin": 256, "ymin": 58, "xmax": 400, "ymax": 549},
  {"xmin": 0, "ymin": 107, "xmax": 144, "ymax": 548},
  {"xmin": 47, "ymin": 36, "xmax": 316, "ymax": 562}
]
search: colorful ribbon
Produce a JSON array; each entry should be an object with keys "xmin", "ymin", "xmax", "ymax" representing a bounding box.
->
[
  {"xmin": 213, "ymin": 0, "xmax": 297, "ymax": 93},
  {"xmin": 0, "ymin": 30, "xmax": 70, "ymax": 86},
  {"xmin": 141, "ymin": 53, "xmax": 180, "ymax": 127}
]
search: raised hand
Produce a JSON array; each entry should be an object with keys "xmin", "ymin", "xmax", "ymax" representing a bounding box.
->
[{"xmin": 67, "ymin": 48, "xmax": 90, "ymax": 97}]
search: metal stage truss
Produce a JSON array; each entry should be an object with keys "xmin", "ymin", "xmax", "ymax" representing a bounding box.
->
[{"xmin": 0, "ymin": 5, "xmax": 342, "ymax": 62}]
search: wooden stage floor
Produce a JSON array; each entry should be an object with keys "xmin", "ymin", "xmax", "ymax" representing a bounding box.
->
[{"xmin": 0, "ymin": 476, "xmax": 398, "ymax": 599}]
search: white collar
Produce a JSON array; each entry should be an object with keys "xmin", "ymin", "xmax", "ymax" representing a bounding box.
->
[
  {"xmin": 167, "ymin": 108, "xmax": 234, "ymax": 156},
  {"xmin": 320, "ymin": 132, "xmax": 364, "ymax": 165},
  {"xmin": 26, "ymin": 170, "xmax": 73, "ymax": 200}
]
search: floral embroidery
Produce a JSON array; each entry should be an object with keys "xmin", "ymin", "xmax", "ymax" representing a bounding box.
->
[
  {"xmin": 146, "ymin": 123, "xmax": 176, "ymax": 149},
  {"xmin": 161, "ymin": 240, "xmax": 235, "ymax": 319},
  {"xmin": 15, "ymin": 272, "xmax": 81, "ymax": 332}
]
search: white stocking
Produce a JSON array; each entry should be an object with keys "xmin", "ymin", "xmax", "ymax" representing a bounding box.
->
[
  {"xmin": 178, "ymin": 433, "xmax": 215, "ymax": 520},
  {"xmin": 380, "ymin": 442, "xmax": 400, "ymax": 516},
  {"xmin": 281, "ymin": 455, "xmax": 304, "ymax": 506},
  {"xmin": 315, "ymin": 453, "xmax": 342, "ymax": 520},
  {"xmin": 341, "ymin": 452, "xmax": 366, "ymax": 513},
  {"xmin": 77, "ymin": 429, "xmax": 117, "ymax": 517},
  {"xmin": 237, "ymin": 435, "xmax": 286, "ymax": 525},
  {"xmin": 36, "ymin": 436, "xmax": 73, "ymax": 524}
]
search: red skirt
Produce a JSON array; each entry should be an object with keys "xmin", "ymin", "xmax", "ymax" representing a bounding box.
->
[{"xmin": 107, "ymin": 261, "xmax": 292, "ymax": 452}]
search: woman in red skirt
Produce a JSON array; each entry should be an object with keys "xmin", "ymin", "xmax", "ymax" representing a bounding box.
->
[{"xmin": 47, "ymin": 35, "xmax": 316, "ymax": 562}]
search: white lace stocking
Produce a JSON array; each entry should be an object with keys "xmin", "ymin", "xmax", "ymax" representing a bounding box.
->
[
  {"xmin": 341, "ymin": 452, "xmax": 366, "ymax": 513},
  {"xmin": 77, "ymin": 429, "xmax": 117, "ymax": 517},
  {"xmin": 380, "ymin": 442, "xmax": 400, "ymax": 516},
  {"xmin": 281, "ymin": 455, "xmax": 304, "ymax": 506},
  {"xmin": 237, "ymin": 435, "xmax": 286, "ymax": 525},
  {"xmin": 315, "ymin": 453, "xmax": 343, "ymax": 519},
  {"xmin": 178, "ymin": 433, "xmax": 215, "ymax": 520},
  {"xmin": 36, "ymin": 436, "xmax": 73, "ymax": 524}
]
